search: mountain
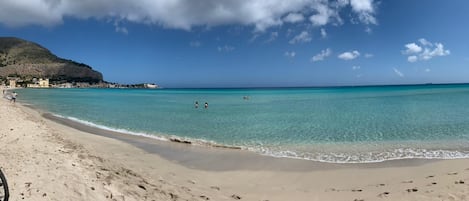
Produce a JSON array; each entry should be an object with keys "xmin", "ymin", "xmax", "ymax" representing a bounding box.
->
[{"xmin": 0, "ymin": 37, "xmax": 103, "ymax": 82}]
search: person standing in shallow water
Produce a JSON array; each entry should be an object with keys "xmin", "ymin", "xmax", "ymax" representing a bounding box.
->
[
  {"xmin": 194, "ymin": 101, "xmax": 199, "ymax": 108},
  {"xmin": 204, "ymin": 102, "xmax": 208, "ymax": 109},
  {"xmin": 11, "ymin": 91, "xmax": 17, "ymax": 103}
]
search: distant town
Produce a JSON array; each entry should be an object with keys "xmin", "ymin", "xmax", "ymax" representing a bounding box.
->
[{"xmin": 0, "ymin": 76, "xmax": 159, "ymax": 89}]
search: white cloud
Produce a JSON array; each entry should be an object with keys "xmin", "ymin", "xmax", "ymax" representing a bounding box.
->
[
  {"xmin": 403, "ymin": 39, "xmax": 450, "ymax": 62},
  {"xmin": 364, "ymin": 27, "xmax": 373, "ymax": 34},
  {"xmin": 393, "ymin": 68, "xmax": 404, "ymax": 77},
  {"xmin": 265, "ymin": 31, "xmax": 279, "ymax": 43},
  {"xmin": 309, "ymin": 3, "xmax": 341, "ymax": 26},
  {"xmin": 356, "ymin": 11, "xmax": 377, "ymax": 25},
  {"xmin": 338, "ymin": 50, "xmax": 360, "ymax": 60},
  {"xmin": 350, "ymin": 0, "xmax": 377, "ymax": 25},
  {"xmin": 0, "ymin": 0, "xmax": 379, "ymax": 32},
  {"xmin": 407, "ymin": 55, "xmax": 418, "ymax": 62},
  {"xmin": 311, "ymin": 48, "xmax": 332, "ymax": 62},
  {"xmin": 284, "ymin": 51, "xmax": 296, "ymax": 58},
  {"xmin": 350, "ymin": 0, "xmax": 373, "ymax": 12},
  {"xmin": 352, "ymin": 66, "xmax": 361, "ymax": 70},
  {"xmin": 419, "ymin": 38, "xmax": 432, "ymax": 46},
  {"xmin": 425, "ymin": 68, "xmax": 431, "ymax": 72},
  {"xmin": 286, "ymin": 28, "xmax": 295, "ymax": 37},
  {"xmin": 320, "ymin": 28, "xmax": 327, "ymax": 38},
  {"xmin": 289, "ymin": 31, "xmax": 312, "ymax": 44},
  {"xmin": 218, "ymin": 45, "xmax": 235, "ymax": 52},
  {"xmin": 190, "ymin": 41, "xmax": 202, "ymax": 47},
  {"xmin": 404, "ymin": 43, "xmax": 422, "ymax": 54},
  {"xmin": 364, "ymin": 53, "xmax": 373, "ymax": 58},
  {"xmin": 283, "ymin": 13, "xmax": 304, "ymax": 23},
  {"xmin": 423, "ymin": 43, "xmax": 450, "ymax": 59},
  {"xmin": 114, "ymin": 24, "xmax": 128, "ymax": 35},
  {"xmin": 249, "ymin": 34, "xmax": 260, "ymax": 43}
]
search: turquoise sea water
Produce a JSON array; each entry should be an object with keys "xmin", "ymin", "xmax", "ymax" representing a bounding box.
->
[{"xmin": 16, "ymin": 85, "xmax": 469, "ymax": 163}]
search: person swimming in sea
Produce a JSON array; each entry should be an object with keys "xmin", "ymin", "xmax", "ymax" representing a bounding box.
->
[
  {"xmin": 204, "ymin": 102, "xmax": 208, "ymax": 109},
  {"xmin": 195, "ymin": 101, "xmax": 199, "ymax": 108}
]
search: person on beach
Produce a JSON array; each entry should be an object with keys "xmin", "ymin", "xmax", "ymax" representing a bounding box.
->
[
  {"xmin": 204, "ymin": 102, "xmax": 208, "ymax": 109},
  {"xmin": 195, "ymin": 101, "xmax": 199, "ymax": 108},
  {"xmin": 11, "ymin": 91, "xmax": 17, "ymax": 103}
]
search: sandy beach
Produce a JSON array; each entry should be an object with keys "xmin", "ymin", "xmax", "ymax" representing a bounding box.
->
[{"xmin": 0, "ymin": 95, "xmax": 468, "ymax": 201}]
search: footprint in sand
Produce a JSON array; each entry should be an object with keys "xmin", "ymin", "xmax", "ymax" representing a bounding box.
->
[
  {"xmin": 406, "ymin": 188, "xmax": 418, "ymax": 193},
  {"xmin": 231, "ymin": 194, "xmax": 242, "ymax": 200},
  {"xmin": 447, "ymin": 172, "xmax": 458, "ymax": 175},
  {"xmin": 187, "ymin": 180, "xmax": 196, "ymax": 184},
  {"xmin": 426, "ymin": 175, "xmax": 435, "ymax": 179},
  {"xmin": 378, "ymin": 192, "xmax": 390, "ymax": 197},
  {"xmin": 426, "ymin": 182, "xmax": 437, "ymax": 186},
  {"xmin": 454, "ymin": 180, "xmax": 465, "ymax": 184},
  {"xmin": 137, "ymin": 184, "xmax": 146, "ymax": 190},
  {"xmin": 210, "ymin": 186, "xmax": 220, "ymax": 191}
]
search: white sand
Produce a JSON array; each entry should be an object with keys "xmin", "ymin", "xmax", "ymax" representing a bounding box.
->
[{"xmin": 0, "ymin": 96, "xmax": 468, "ymax": 201}]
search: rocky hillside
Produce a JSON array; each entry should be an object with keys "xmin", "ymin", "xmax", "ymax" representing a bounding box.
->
[{"xmin": 0, "ymin": 37, "xmax": 103, "ymax": 82}]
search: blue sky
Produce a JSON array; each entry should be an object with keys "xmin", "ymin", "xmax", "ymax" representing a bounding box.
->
[{"xmin": 1, "ymin": 0, "xmax": 468, "ymax": 88}]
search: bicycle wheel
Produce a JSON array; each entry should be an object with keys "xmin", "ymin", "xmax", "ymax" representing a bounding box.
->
[{"xmin": 0, "ymin": 168, "xmax": 9, "ymax": 201}]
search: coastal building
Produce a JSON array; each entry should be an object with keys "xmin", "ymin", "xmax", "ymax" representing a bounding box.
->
[
  {"xmin": 9, "ymin": 80, "xmax": 16, "ymax": 88},
  {"xmin": 144, "ymin": 83, "xmax": 159, "ymax": 89},
  {"xmin": 39, "ymin": 78, "xmax": 49, "ymax": 88},
  {"xmin": 8, "ymin": 77, "xmax": 19, "ymax": 88},
  {"xmin": 27, "ymin": 78, "xmax": 50, "ymax": 88},
  {"xmin": 75, "ymin": 82, "xmax": 91, "ymax": 88},
  {"xmin": 57, "ymin": 83, "xmax": 73, "ymax": 88}
]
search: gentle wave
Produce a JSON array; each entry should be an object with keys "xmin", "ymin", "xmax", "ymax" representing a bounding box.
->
[
  {"xmin": 52, "ymin": 113, "xmax": 469, "ymax": 163},
  {"xmin": 51, "ymin": 114, "xmax": 242, "ymax": 149},
  {"xmin": 249, "ymin": 147, "xmax": 469, "ymax": 163},
  {"xmin": 52, "ymin": 114, "xmax": 169, "ymax": 142}
]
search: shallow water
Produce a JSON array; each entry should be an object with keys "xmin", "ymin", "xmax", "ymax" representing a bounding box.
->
[{"xmin": 17, "ymin": 84, "xmax": 469, "ymax": 163}]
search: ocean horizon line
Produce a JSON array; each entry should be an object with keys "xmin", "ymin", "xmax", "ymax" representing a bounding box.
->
[{"xmin": 160, "ymin": 82, "xmax": 469, "ymax": 90}]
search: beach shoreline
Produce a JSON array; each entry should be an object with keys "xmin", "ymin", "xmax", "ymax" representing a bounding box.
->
[
  {"xmin": 1, "ymin": 97, "xmax": 468, "ymax": 200},
  {"xmin": 42, "ymin": 110, "xmax": 442, "ymax": 171},
  {"xmin": 28, "ymin": 102, "xmax": 469, "ymax": 166}
]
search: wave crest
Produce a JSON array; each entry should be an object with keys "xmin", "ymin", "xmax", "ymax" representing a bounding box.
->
[{"xmin": 249, "ymin": 147, "xmax": 469, "ymax": 163}]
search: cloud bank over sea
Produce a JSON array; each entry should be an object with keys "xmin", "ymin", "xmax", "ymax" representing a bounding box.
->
[{"xmin": 0, "ymin": 0, "xmax": 377, "ymax": 31}]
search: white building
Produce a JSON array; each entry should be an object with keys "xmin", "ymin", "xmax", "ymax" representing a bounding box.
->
[
  {"xmin": 144, "ymin": 83, "xmax": 159, "ymax": 89},
  {"xmin": 27, "ymin": 78, "xmax": 50, "ymax": 88}
]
